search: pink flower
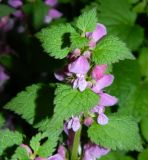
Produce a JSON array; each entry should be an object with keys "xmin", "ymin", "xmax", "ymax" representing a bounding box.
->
[
  {"xmin": 68, "ymin": 56, "xmax": 90, "ymax": 75},
  {"xmin": 84, "ymin": 117, "xmax": 93, "ymax": 127},
  {"xmin": 67, "ymin": 117, "xmax": 81, "ymax": 132},
  {"xmin": 45, "ymin": 0, "xmax": 57, "ymax": 7},
  {"xmin": 48, "ymin": 145, "xmax": 65, "ymax": 160},
  {"xmin": 92, "ymin": 75, "xmax": 114, "ymax": 93},
  {"xmin": 86, "ymin": 23, "xmax": 107, "ymax": 49},
  {"xmin": 8, "ymin": 0, "xmax": 23, "ymax": 8},
  {"xmin": 0, "ymin": 65, "xmax": 9, "ymax": 91},
  {"xmin": 83, "ymin": 142, "xmax": 110, "ymax": 160},
  {"xmin": 73, "ymin": 74, "xmax": 88, "ymax": 92},
  {"xmin": 35, "ymin": 158, "xmax": 47, "ymax": 160},
  {"xmin": 44, "ymin": 9, "xmax": 62, "ymax": 23},
  {"xmin": 20, "ymin": 144, "xmax": 32, "ymax": 155},
  {"xmin": 99, "ymin": 93, "xmax": 118, "ymax": 106},
  {"xmin": 91, "ymin": 64, "xmax": 107, "ymax": 80}
]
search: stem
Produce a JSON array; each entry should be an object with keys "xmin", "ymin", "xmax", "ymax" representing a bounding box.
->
[{"xmin": 71, "ymin": 127, "xmax": 82, "ymax": 160}]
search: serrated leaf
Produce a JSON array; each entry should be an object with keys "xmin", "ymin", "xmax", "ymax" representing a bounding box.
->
[
  {"xmin": 30, "ymin": 133, "xmax": 42, "ymax": 153},
  {"xmin": 70, "ymin": 32, "xmax": 89, "ymax": 49},
  {"xmin": 76, "ymin": 9, "xmax": 97, "ymax": 32},
  {"xmin": 0, "ymin": 4, "xmax": 15, "ymax": 17},
  {"xmin": 92, "ymin": 36, "xmax": 134, "ymax": 64},
  {"xmin": 11, "ymin": 147, "xmax": 30, "ymax": 160},
  {"xmin": 5, "ymin": 84, "xmax": 54, "ymax": 127},
  {"xmin": 0, "ymin": 130, "xmax": 23, "ymax": 155},
  {"xmin": 138, "ymin": 148, "xmax": 148, "ymax": 160},
  {"xmin": 54, "ymin": 84, "xmax": 99, "ymax": 121},
  {"xmin": 37, "ymin": 129, "xmax": 61, "ymax": 157},
  {"xmin": 88, "ymin": 114, "xmax": 142, "ymax": 151},
  {"xmin": 37, "ymin": 24, "xmax": 75, "ymax": 59},
  {"xmin": 140, "ymin": 116, "xmax": 148, "ymax": 142}
]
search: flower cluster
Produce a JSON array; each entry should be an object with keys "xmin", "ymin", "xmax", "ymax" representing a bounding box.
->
[
  {"xmin": 53, "ymin": 23, "xmax": 118, "ymax": 159},
  {"xmin": 44, "ymin": 0, "xmax": 62, "ymax": 24}
]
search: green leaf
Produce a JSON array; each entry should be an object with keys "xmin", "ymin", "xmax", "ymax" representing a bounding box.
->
[
  {"xmin": 11, "ymin": 147, "xmax": 30, "ymax": 160},
  {"xmin": 119, "ymin": 82, "xmax": 148, "ymax": 120},
  {"xmin": 98, "ymin": 0, "xmax": 144, "ymax": 50},
  {"xmin": 76, "ymin": 8, "xmax": 97, "ymax": 32},
  {"xmin": 5, "ymin": 84, "xmax": 54, "ymax": 127},
  {"xmin": 0, "ymin": 130, "xmax": 23, "ymax": 155},
  {"xmin": 100, "ymin": 151, "xmax": 134, "ymax": 160},
  {"xmin": 140, "ymin": 116, "xmax": 148, "ymax": 142},
  {"xmin": 30, "ymin": 133, "xmax": 42, "ymax": 153},
  {"xmin": 0, "ymin": 114, "xmax": 5, "ymax": 128},
  {"xmin": 107, "ymin": 60, "xmax": 140, "ymax": 107},
  {"xmin": 70, "ymin": 32, "xmax": 89, "ymax": 49},
  {"xmin": 88, "ymin": 114, "xmax": 142, "ymax": 151},
  {"xmin": 138, "ymin": 47, "xmax": 148, "ymax": 80},
  {"xmin": 54, "ymin": 84, "xmax": 99, "ymax": 121},
  {"xmin": 37, "ymin": 24, "xmax": 75, "ymax": 59},
  {"xmin": 37, "ymin": 129, "xmax": 61, "ymax": 157},
  {"xmin": 138, "ymin": 148, "xmax": 148, "ymax": 160},
  {"xmin": 92, "ymin": 36, "xmax": 134, "ymax": 64},
  {"xmin": 0, "ymin": 4, "xmax": 15, "ymax": 17}
]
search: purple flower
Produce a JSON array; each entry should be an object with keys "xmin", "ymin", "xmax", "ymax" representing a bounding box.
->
[
  {"xmin": 83, "ymin": 142, "xmax": 110, "ymax": 160},
  {"xmin": 91, "ymin": 64, "xmax": 107, "ymax": 80},
  {"xmin": 0, "ymin": 65, "xmax": 9, "ymax": 91},
  {"xmin": 48, "ymin": 145, "xmax": 65, "ymax": 160},
  {"xmin": 68, "ymin": 48, "xmax": 81, "ymax": 60},
  {"xmin": 8, "ymin": 0, "xmax": 23, "ymax": 8},
  {"xmin": 44, "ymin": 9, "xmax": 62, "ymax": 24},
  {"xmin": 68, "ymin": 56, "xmax": 90, "ymax": 75},
  {"xmin": 73, "ymin": 74, "xmax": 88, "ymax": 92},
  {"xmin": 45, "ymin": 0, "xmax": 57, "ymax": 7},
  {"xmin": 92, "ymin": 75, "xmax": 114, "ymax": 93},
  {"xmin": 86, "ymin": 23, "xmax": 107, "ymax": 49},
  {"xmin": 67, "ymin": 117, "xmax": 81, "ymax": 132},
  {"xmin": 84, "ymin": 117, "xmax": 93, "ymax": 127}
]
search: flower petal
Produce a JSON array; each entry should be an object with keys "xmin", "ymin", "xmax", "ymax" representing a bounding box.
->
[
  {"xmin": 97, "ymin": 113, "xmax": 108, "ymax": 125},
  {"xmin": 92, "ymin": 75, "xmax": 114, "ymax": 93},
  {"xmin": 45, "ymin": 0, "xmax": 57, "ymax": 7},
  {"xmin": 99, "ymin": 93, "xmax": 118, "ymax": 106}
]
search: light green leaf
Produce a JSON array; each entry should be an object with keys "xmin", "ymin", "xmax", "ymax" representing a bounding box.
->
[
  {"xmin": 88, "ymin": 114, "xmax": 142, "ymax": 151},
  {"xmin": 70, "ymin": 32, "xmax": 89, "ymax": 49},
  {"xmin": 76, "ymin": 8, "xmax": 97, "ymax": 32},
  {"xmin": 37, "ymin": 24, "xmax": 75, "ymax": 59},
  {"xmin": 0, "ymin": 4, "xmax": 15, "ymax": 17},
  {"xmin": 138, "ymin": 148, "xmax": 148, "ymax": 160},
  {"xmin": 92, "ymin": 36, "xmax": 134, "ymax": 64},
  {"xmin": 5, "ymin": 84, "xmax": 54, "ymax": 127},
  {"xmin": 11, "ymin": 147, "xmax": 30, "ymax": 160},
  {"xmin": 54, "ymin": 84, "xmax": 99, "ymax": 121},
  {"xmin": 30, "ymin": 133, "xmax": 42, "ymax": 153},
  {"xmin": 0, "ymin": 130, "xmax": 23, "ymax": 155}
]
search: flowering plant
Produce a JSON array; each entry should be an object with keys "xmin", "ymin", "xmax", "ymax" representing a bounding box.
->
[{"xmin": 0, "ymin": 0, "xmax": 148, "ymax": 160}]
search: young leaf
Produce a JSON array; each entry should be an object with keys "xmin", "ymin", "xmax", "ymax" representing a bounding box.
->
[
  {"xmin": 0, "ymin": 130, "xmax": 23, "ymax": 155},
  {"xmin": 0, "ymin": 4, "xmax": 15, "ymax": 17},
  {"xmin": 37, "ymin": 24, "xmax": 75, "ymax": 59},
  {"xmin": 76, "ymin": 8, "xmax": 97, "ymax": 32},
  {"xmin": 97, "ymin": 0, "xmax": 144, "ymax": 50},
  {"xmin": 30, "ymin": 133, "xmax": 42, "ymax": 153},
  {"xmin": 70, "ymin": 32, "xmax": 89, "ymax": 49},
  {"xmin": 92, "ymin": 36, "xmax": 134, "ymax": 64},
  {"xmin": 11, "ymin": 147, "xmax": 30, "ymax": 160},
  {"xmin": 88, "ymin": 114, "xmax": 142, "ymax": 151},
  {"xmin": 53, "ymin": 84, "xmax": 99, "ymax": 121},
  {"xmin": 5, "ymin": 84, "xmax": 54, "ymax": 127}
]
